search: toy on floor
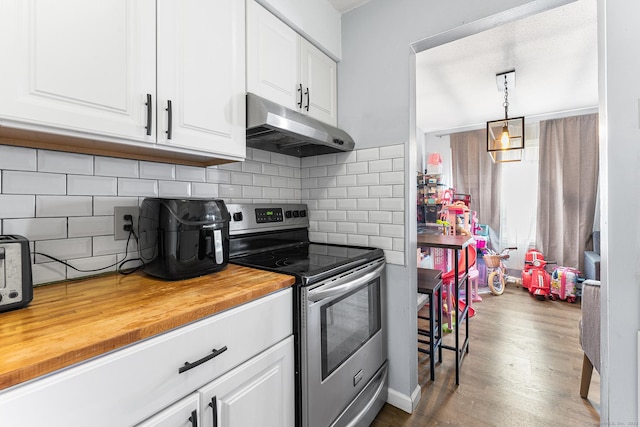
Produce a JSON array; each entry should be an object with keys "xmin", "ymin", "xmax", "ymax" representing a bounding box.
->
[
  {"xmin": 550, "ymin": 266, "xmax": 581, "ymax": 302},
  {"xmin": 483, "ymin": 246, "xmax": 517, "ymax": 296},
  {"xmin": 522, "ymin": 248, "xmax": 554, "ymax": 300}
]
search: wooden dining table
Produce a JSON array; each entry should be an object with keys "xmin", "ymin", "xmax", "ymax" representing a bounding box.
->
[{"xmin": 417, "ymin": 233, "xmax": 474, "ymax": 385}]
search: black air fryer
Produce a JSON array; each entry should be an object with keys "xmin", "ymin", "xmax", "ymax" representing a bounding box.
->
[{"xmin": 138, "ymin": 198, "xmax": 230, "ymax": 280}]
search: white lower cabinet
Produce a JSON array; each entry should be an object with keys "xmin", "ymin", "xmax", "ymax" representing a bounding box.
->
[
  {"xmin": 136, "ymin": 393, "xmax": 201, "ymax": 427},
  {"xmin": 0, "ymin": 289, "xmax": 293, "ymax": 427}
]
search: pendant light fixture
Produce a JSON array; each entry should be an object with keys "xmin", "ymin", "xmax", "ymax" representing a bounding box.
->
[{"xmin": 487, "ymin": 70, "xmax": 524, "ymax": 162}]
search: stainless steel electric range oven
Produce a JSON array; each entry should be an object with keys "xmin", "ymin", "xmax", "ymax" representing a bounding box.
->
[{"xmin": 227, "ymin": 203, "xmax": 387, "ymax": 427}]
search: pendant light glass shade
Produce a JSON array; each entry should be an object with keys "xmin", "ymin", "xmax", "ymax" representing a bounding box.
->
[{"xmin": 487, "ymin": 116, "xmax": 525, "ymax": 162}]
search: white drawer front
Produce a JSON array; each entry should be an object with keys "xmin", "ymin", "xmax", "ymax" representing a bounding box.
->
[{"xmin": 0, "ymin": 289, "xmax": 292, "ymax": 427}]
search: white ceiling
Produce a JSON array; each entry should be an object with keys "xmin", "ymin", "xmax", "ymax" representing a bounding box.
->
[
  {"xmin": 417, "ymin": 0, "xmax": 598, "ymax": 134},
  {"xmin": 330, "ymin": 0, "xmax": 598, "ymax": 135}
]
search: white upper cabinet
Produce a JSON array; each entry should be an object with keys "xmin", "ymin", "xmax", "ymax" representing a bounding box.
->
[
  {"xmin": 247, "ymin": 0, "xmax": 337, "ymax": 126},
  {"xmin": 157, "ymin": 0, "xmax": 245, "ymax": 158},
  {"xmin": 0, "ymin": 0, "xmax": 245, "ymax": 162},
  {"xmin": 0, "ymin": 0, "xmax": 156, "ymax": 142}
]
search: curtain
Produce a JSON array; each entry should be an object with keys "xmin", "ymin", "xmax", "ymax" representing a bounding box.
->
[
  {"xmin": 537, "ymin": 114, "xmax": 599, "ymax": 271},
  {"xmin": 450, "ymin": 129, "xmax": 502, "ymax": 243}
]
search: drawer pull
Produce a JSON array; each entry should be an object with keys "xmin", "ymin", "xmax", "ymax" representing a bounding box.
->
[
  {"xmin": 178, "ymin": 346, "xmax": 228, "ymax": 374},
  {"xmin": 209, "ymin": 396, "xmax": 218, "ymax": 427},
  {"xmin": 189, "ymin": 409, "xmax": 198, "ymax": 427}
]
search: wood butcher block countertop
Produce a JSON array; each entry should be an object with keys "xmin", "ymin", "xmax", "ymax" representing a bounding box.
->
[{"xmin": 0, "ymin": 264, "xmax": 295, "ymax": 391}]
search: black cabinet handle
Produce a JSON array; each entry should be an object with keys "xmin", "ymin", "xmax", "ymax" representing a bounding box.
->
[
  {"xmin": 304, "ymin": 88, "xmax": 310, "ymax": 111},
  {"xmin": 189, "ymin": 409, "xmax": 198, "ymax": 427},
  {"xmin": 297, "ymin": 83, "xmax": 303, "ymax": 108},
  {"xmin": 145, "ymin": 94, "xmax": 152, "ymax": 136},
  {"xmin": 166, "ymin": 100, "xmax": 173, "ymax": 140},
  {"xmin": 209, "ymin": 396, "xmax": 218, "ymax": 427},
  {"xmin": 178, "ymin": 346, "xmax": 227, "ymax": 374}
]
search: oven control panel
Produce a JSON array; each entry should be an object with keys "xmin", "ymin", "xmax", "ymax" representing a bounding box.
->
[{"xmin": 227, "ymin": 203, "xmax": 309, "ymax": 234}]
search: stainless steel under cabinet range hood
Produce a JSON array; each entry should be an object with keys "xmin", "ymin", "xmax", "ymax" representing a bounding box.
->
[{"xmin": 246, "ymin": 93, "xmax": 355, "ymax": 157}]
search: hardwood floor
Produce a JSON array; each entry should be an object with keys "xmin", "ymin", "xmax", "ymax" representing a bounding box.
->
[{"xmin": 372, "ymin": 283, "xmax": 601, "ymax": 426}]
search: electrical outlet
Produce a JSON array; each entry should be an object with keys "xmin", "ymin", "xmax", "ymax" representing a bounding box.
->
[{"xmin": 114, "ymin": 206, "xmax": 140, "ymax": 241}]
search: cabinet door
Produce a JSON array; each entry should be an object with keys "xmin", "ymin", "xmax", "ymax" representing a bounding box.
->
[
  {"xmin": 136, "ymin": 394, "xmax": 200, "ymax": 427},
  {"xmin": 199, "ymin": 337, "xmax": 294, "ymax": 427},
  {"xmin": 301, "ymin": 40, "xmax": 337, "ymax": 126},
  {"xmin": 0, "ymin": 0, "xmax": 156, "ymax": 142},
  {"xmin": 246, "ymin": 0, "xmax": 300, "ymax": 110},
  {"xmin": 157, "ymin": 0, "xmax": 245, "ymax": 159}
]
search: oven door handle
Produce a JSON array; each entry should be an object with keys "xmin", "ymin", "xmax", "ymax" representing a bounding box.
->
[{"xmin": 307, "ymin": 262, "xmax": 384, "ymax": 303}]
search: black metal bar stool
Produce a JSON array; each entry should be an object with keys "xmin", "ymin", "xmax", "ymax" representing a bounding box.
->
[{"xmin": 417, "ymin": 267, "xmax": 443, "ymax": 381}]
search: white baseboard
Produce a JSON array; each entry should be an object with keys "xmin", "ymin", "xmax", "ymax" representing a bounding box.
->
[{"xmin": 386, "ymin": 384, "xmax": 422, "ymax": 413}]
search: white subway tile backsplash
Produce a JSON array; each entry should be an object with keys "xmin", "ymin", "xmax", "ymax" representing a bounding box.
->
[
  {"xmin": 393, "ymin": 185, "xmax": 405, "ymax": 198},
  {"xmin": 308, "ymin": 210, "xmax": 327, "ymax": 221},
  {"xmin": 95, "ymin": 157, "xmax": 138, "ymax": 178},
  {"xmin": 3, "ymin": 218, "xmax": 67, "ymax": 240},
  {"xmin": 369, "ymin": 185, "xmax": 393, "ymax": 198},
  {"xmin": 117, "ymin": 178, "xmax": 158, "ymax": 197},
  {"xmin": 3, "ymin": 171, "xmax": 66, "ymax": 195},
  {"xmin": 347, "ymin": 186, "xmax": 368, "ymax": 198},
  {"xmin": 35, "ymin": 237, "xmax": 92, "ymax": 262},
  {"xmin": 327, "ymin": 210, "xmax": 346, "ymax": 221},
  {"xmin": 249, "ymin": 148, "xmax": 271, "ymax": 163},
  {"xmin": 380, "ymin": 224, "xmax": 404, "ymax": 238},
  {"xmin": 357, "ymin": 148, "xmax": 379, "ymax": 162},
  {"xmin": 176, "ymin": 165, "xmax": 205, "ymax": 182},
  {"xmin": 68, "ymin": 216, "xmax": 113, "ymax": 238},
  {"xmin": 327, "ymin": 233, "xmax": 347, "ymax": 245},
  {"xmin": 242, "ymin": 160, "xmax": 262, "ymax": 174},
  {"xmin": 0, "ymin": 146, "xmax": 37, "ymax": 171},
  {"xmin": 317, "ymin": 176, "xmax": 337, "ymax": 188},
  {"xmin": 336, "ymin": 151, "xmax": 357, "ymax": 164},
  {"xmin": 66, "ymin": 254, "xmax": 118, "ymax": 280},
  {"xmin": 369, "ymin": 211, "xmax": 393, "ymax": 224},
  {"xmin": 287, "ymin": 177, "xmax": 301, "ymax": 189},
  {"xmin": 37, "ymin": 196, "xmax": 92, "ymax": 217},
  {"xmin": 327, "ymin": 164, "xmax": 347, "ymax": 177},
  {"xmin": 206, "ymin": 168, "xmax": 230, "ymax": 184},
  {"xmin": 300, "ymin": 157, "xmax": 318, "ymax": 168},
  {"xmin": 94, "ymin": 197, "xmax": 139, "ymax": 215},
  {"xmin": 93, "ymin": 235, "xmax": 135, "ymax": 257},
  {"xmin": 357, "ymin": 198, "xmax": 379, "ymax": 210},
  {"xmin": 262, "ymin": 187, "xmax": 281, "ymax": 199},
  {"xmin": 380, "ymin": 144, "xmax": 404, "ymax": 159},
  {"xmin": 316, "ymin": 154, "xmax": 337, "ymax": 166},
  {"xmin": 318, "ymin": 199, "xmax": 337, "ymax": 210},
  {"xmin": 32, "ymin": 262, "xmax": 66, "ymax": 285},
  {"xmin": 393, "ymin": 238, "xmax": 404, "ymax": 251},
  {"xmin": 318, "ymin": 222, "xmax": 336, "ymax": 233},
  {"xmin": 336, "ymin": 222, "xmax": 357, "ymax": 234},
  {"xmin": 262, "ymin": 163, "xmax": 280, "ymax": 176},
  {"xmin": 191, "ymin": 183, "xmax": 218, "ymax": 198},
  {"xmin": 356, "ymin": 173, "xmax": 379, "ymax": 186},
  {"xmin": 230, "ymin": 171, "xmax": 254, "ymax": 186},
  {"xmin": 38, "ymin": 151, "xmax": 93, "ymax": 175},
  {"xmin": 218, "ymin": 184, "xmax": 243, "ymax": 198},
  {"xmin": 271, "ymin": 176, "xmax": 288, "ymax": 188},
  {"xmin": 384, "ymin": 251, "xmax": 404, "ymax": 264},
  {"xmin": 269, "ymin": 153, "xmax": 289, "ymax": 166},
  {"xmin": 278, "ymin": 165, "xmax": 295, "ymax": 178},
  {"xmin": 347, "ymin": 234, "xmax": 369, "ymax": 246},
  {"xmin": 309, "ymin": 166, "xmax": 328, "ymax": 178},
  {"xmin": 336, "ymin": 199, "xmax": 357, "ymax": 210},
  {"xmin": 308, "ymin": 231, "xmax": 327, "ymax": 243},
  {"xmin": 0, "ymin": 195, "xmax": 35, "ymax": 218},
  {"xmin": 369, "ymin": 159, "xmax": 393, "ymax": 173},
  {"xmin": 159, "ymin": 181, "xmax": 192, "ymax": 198},
  {"xmin": 279, "ymin": 188, "xmax": 296, "ymax": 200},
  {"xmin": 218, "ymin": 162, "xmax": 243, "ymax": 171},
  {"xmin": 346, "ymin": 162, "xmax": 368, "ymax": 175},
  {"xmin": 393, "ymin": 212, "xmax": 404, "ymax": 224},
  {"xmin": 309, "ymin": 188, "xmax": 328, "ymax": 199},
  {"xmin": 327, "ymin": 187, "xmax": 347, "ymax": 199},
  {"xmin": 347, "ymin": 210, "xmax": 368, "ymax": 222},
  {"xmin": 242, "ymin": 185, "xmax": 263, "ymax": 199},
  {"xmin": 380, "ymin": 171, "xmax": 404, "ymax": 185},
  {"xmin": 369, "ymin": 236, "xmax": 393, "ymax": 250},
  {"xmin": 67, "ymin": 175, "xmax": 118, "ymax": 196},
  {"xmin": 336, "ymin": 175, "xmax": 356, "ymax": 187},
  {"xmin": 392, "ymin": 158, "xmax": 404, "ymax": 171},
  {"xmin": 380, "ymin": 198, "xmax": 404, "ymax": 211},
  {"xmin": 140, "ymin": 161, "xmax": 175, "ymax": 180}
]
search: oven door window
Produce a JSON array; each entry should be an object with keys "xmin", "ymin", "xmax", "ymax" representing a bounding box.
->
[{"xmin": 320, "ymin": 278, "xmax": 381, "ymax": 380}]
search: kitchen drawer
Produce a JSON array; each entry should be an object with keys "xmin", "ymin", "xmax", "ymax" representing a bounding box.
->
[{"xmin": 0, "ymin": 288, "xmax": 292, "ymax": 427}]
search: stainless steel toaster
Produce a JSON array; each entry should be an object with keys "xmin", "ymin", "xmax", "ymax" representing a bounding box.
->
[{"xmin": 0, "ymin": 235, "xmax": 33, "ymax": 313}]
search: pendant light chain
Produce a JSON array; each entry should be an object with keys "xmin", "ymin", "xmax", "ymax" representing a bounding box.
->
[{"xmin": 503, "ymin": 75, "xmax": 509, "ymax": 120}]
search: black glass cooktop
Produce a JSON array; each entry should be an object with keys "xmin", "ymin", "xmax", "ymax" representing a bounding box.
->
[{"xmin": 230, "ymin": 242, "xmax": 384, "ymax": 285}]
